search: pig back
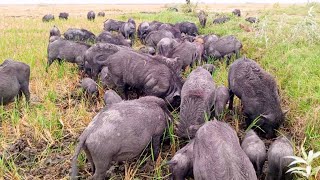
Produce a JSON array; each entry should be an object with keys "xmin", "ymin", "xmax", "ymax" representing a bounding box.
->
[
  {"xmin": 228, "ymin": 57, "xmax": 281, "ymax": 112},
  {"xmin": 193, "ymin": 120, "xmax": 257, "ymax": 180},
  {"xmin": 177, "ymin": 67, "xmax": 215, "ymax": 138},
  {"xmin": 84, "ymin": 97, "xmax": 169, "ymax": 161},
  {"xmin": 169, "ymin": 41, "xmax": 198, "ymax": 70}
]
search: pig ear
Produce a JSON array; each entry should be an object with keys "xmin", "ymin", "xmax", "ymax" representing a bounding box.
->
[
  {"xmin": 165, "ymin": 160, "xmax": 177, "ymax": 166},
  {"xmin": 283, "ymin": 109, "xmax": 289, "ymax": 116},
  {"xmin": 260, "ymin": 114, "xmax": 272, "ymax": 121}
]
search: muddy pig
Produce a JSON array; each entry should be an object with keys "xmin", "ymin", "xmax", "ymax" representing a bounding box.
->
[
  {"xmin": 50, "ymin": 25, "xmax": 61, "ymax": 37},
  {"xmin": 100, "ymin": 66, "xmax": 115, "ymax": 89},
  {"xmin": 137, "ymin": 22, "xmax": 150, "ymax": 42},
  {"xmin": 168, "ymin": 140, "xmax": 194, "ymax": 180},
  {"xmin": 80, "ymin": 77, "xmax": 99, "ymax": 98},
  {"xmin": 156, "ymin": 37, "xmax": 178, "ymax": 57},
  {"xmin": 128, "ymin": 18, "xmax": 136, "ymax": 28},
  {"xmin": 49, "ymin": 36, "xmax": 61, "ymax": 43},
  {"xmin": 232, "ymin": 9, "xmax": 241, "ymax": 17},
  {"xmin": 0, "ymin": 59, "xmax": 30, "ymax": 105},
  {"xmin": 139, "ymin": 46, "xmax": 156, "ymax": 55},
  {"xmin": 193, "ymin": 120, "xmax": 257, "ymax": 180},
  {"xmin": 266, "ymin": 136, "xmax": 294, "ymax": 180},
  {"xmin": 203, "ymin": 34, "xmax": 219, "ymax": 53},
  {"xmin": 148, "ymin": 55, "xmax": 181, "ymax": 74},
  {"xmin": 205, "ymin": 35, "xmax": 242, "ymax": 65},
  {"xmin": 169, "ymin": 40, "xmax": 198, "ymax": 71},
  {"xmin": 241, "ymin": 130, "xmax": 267, "ymax": 177},
  {"xmin": 120, "ymin": 21, "xmax": 136, "ymax": 41},
  {"xmin": 246, "ymin": 17, "xmax": 259, "ymax": 23},
  {"xmin": 201, "ymin": 64, "xmax": 215, "ymax": 74},
  {"xmin": 64, "ymin": 28, "xmax": 96, "ymax": 43},
  {"xmin": 198, "ymin": 10, "xmax": 207, "ymax": 28},
  {"xmin": 47, "ymin": 39, "xmax": 91, "ymax": 69},
  {"xmin": 144, "ymin": 29, "xmax": 174, "ymax": 48},
  {"xmin": 97, "ymin": 12, "xmax": 105, "ymax": 17},
  {"xmin": 96, "ymin": 31, "xmax": 131, "ymax": 47},
  {"xmin": 176, "ymin": 67, "xmax": 215, "ymax": 139},
  {"xmin": 175, "ymin": 22, "xmax": 198, "ymax": 36},
  {"xmin": 103, "ymin": 89, "xmax": 122, "ymax": 106},
  {"xmin": 87, "ymin": 11, "xmax": 95, "ymax": 21},
  {"xmin": 103, "ymin": 19, "xmax": 125, "ymax": 32},
  {"xmin": 59, "ymin": 12, "xmax": 69, "ymax": 20},
  {"xmin": 213, "ymin": 17, "xmax": 230, "ymax": 24},
  {"xmin": 158, "ymin": 23, "xmax": 181, "ymax": 38},
  {"xmin": 42, "ymin": 14, "xmax": 54, "ymax": 22},
  {"xmin": 98, "ymin": 49, "xmax": 183, "ymax": 106},
  {"xmin": 193, "ymin": 37, "xmax": 205, "ymax": 63},
  {"xmin": 83, "ymin": 43, "xmax": 128, "ymax": 79},
  {"xmin": 71, "ymin": 96, "xmax": 171, "ymax": 180},
  {"xmin": 214, "ymin": 85, "xmax": 229, "ymax": 119},
  {"xmin": 228, "ymin": 57, "xmax": 286, "ymax": 138}
]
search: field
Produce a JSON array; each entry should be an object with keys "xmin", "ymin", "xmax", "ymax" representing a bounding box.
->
[{"xmin": 0, "ymin": 2, "xmax": 320, "ymax": 180}]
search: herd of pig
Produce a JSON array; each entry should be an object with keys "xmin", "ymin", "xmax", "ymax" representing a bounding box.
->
[
  {"xmin": 0, "ymin": 8, "xmax": 294, "ymax": 180},
  {"xmin": 42, "ymin": 11, "xmax": 105, "ymax": 22}
]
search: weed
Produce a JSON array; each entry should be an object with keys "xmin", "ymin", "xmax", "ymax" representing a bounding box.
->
[{"xmin": 286, "ymin": 138, "xmax": 320, "ymax": 179}]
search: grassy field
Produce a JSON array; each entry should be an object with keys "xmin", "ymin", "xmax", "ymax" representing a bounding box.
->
[{"xmin": 0, "ymin": 3, "xmax": 320, "ymax": 180}]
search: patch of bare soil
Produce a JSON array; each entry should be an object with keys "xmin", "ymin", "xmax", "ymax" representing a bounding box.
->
[{"xmin": 1, "ymin": 131, "xmax": 75, "ymax": 179}]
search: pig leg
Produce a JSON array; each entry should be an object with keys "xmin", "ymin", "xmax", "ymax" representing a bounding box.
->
[
  {"xmin": 228, "ymin": 89, "xmax": 234, "ymax": 110},
  {"xmin": 46, "ymin": 56, "xmax": 55, "ymax": 71},
  {"xmin": 226, "ymin": 54, "xmax": 233, "ymax": 66},
  {"xmin": 190, "ymin": 61, "xmax": 195, "ymax": 68},
  {"xmin": 256, "ymin": 160, "xmax": 263, "ymax": 177},
  {"xmin": 83, "ymin": 145, "xmax": 95, "ymax": 173},
  {"xmin": 18, "ymin": 91, "xmax": 23, "ymax": 99},
  {"xmin": 235, "ymin": 50, "xmax": 241, "ymax": 59},
  {"xmin": 75, "ymin": 57, "xmax": 84, "ymax": 70},
  {"xmin": 21, "ymin": 83, "xmax": 30, "ymax": 104},
  {"xmin": 130, "ymin": 33, "xmax": 135, "ymax": 44},
  {"xmin": 125, "ymin": 31, "xmax": 130, "ymax": 39},
  {"xmin": 136, "ymin": 89, "xmax": 141, "ymax": 99},
  {"xmin": 92, "ymin": 156, "xmax": 111, "ymax": 180},
  {"xmin": 203, "ymin": 52, "xmax": 209, "ymax": 62},
  {"xmin": 112, "ymin": 76, "xmax": 127, "ymax": 99},
  {"xmin": 151, "ymin": 135, "xmax": 161, "ymax": 160},
  {"xmin": 58, "ymin": 58, "xmax": 63, "ymax": 65},
  {"xmin": 123, "ymin": 84, "xmax": 130, "ymax": 100}
]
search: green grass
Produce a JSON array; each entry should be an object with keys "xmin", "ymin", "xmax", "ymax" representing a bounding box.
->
[{"xmin": 0, "ymin": 3, "xmax": 320, "ymax": 179}]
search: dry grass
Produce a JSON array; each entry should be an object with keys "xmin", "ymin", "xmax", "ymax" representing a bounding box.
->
[{"xmin": 0, "ymin": 3, "xmax": 319, "ymax": 180}]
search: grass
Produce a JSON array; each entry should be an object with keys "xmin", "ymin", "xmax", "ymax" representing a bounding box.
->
[{"xmin": 0, "ymin": 3, "xmax": 320, "ymax": 179}]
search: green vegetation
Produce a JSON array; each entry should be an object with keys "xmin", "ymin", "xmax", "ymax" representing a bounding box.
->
[
  {"xmin": 287, "ymin": 138, "xmax": 320, "ymax": 179},
  {"xmin": 0, "ymin": 3, "xmax": 319, "ymax": 179}
]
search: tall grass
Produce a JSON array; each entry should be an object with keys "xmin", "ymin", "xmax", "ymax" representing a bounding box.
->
[{"xmin": 0, "ymin": 3, "xmax": 319, "ymax": 179}]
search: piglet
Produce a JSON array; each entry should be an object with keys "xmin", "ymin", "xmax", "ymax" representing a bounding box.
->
[{"xmin": 241, "ymin": 129, "xmax": 267, "ymax": 177}]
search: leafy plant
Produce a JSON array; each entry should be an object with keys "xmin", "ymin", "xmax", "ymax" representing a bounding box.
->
[{"xmin": 286, "ymin": 139, "xmax": 320, "ymax": 179}]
